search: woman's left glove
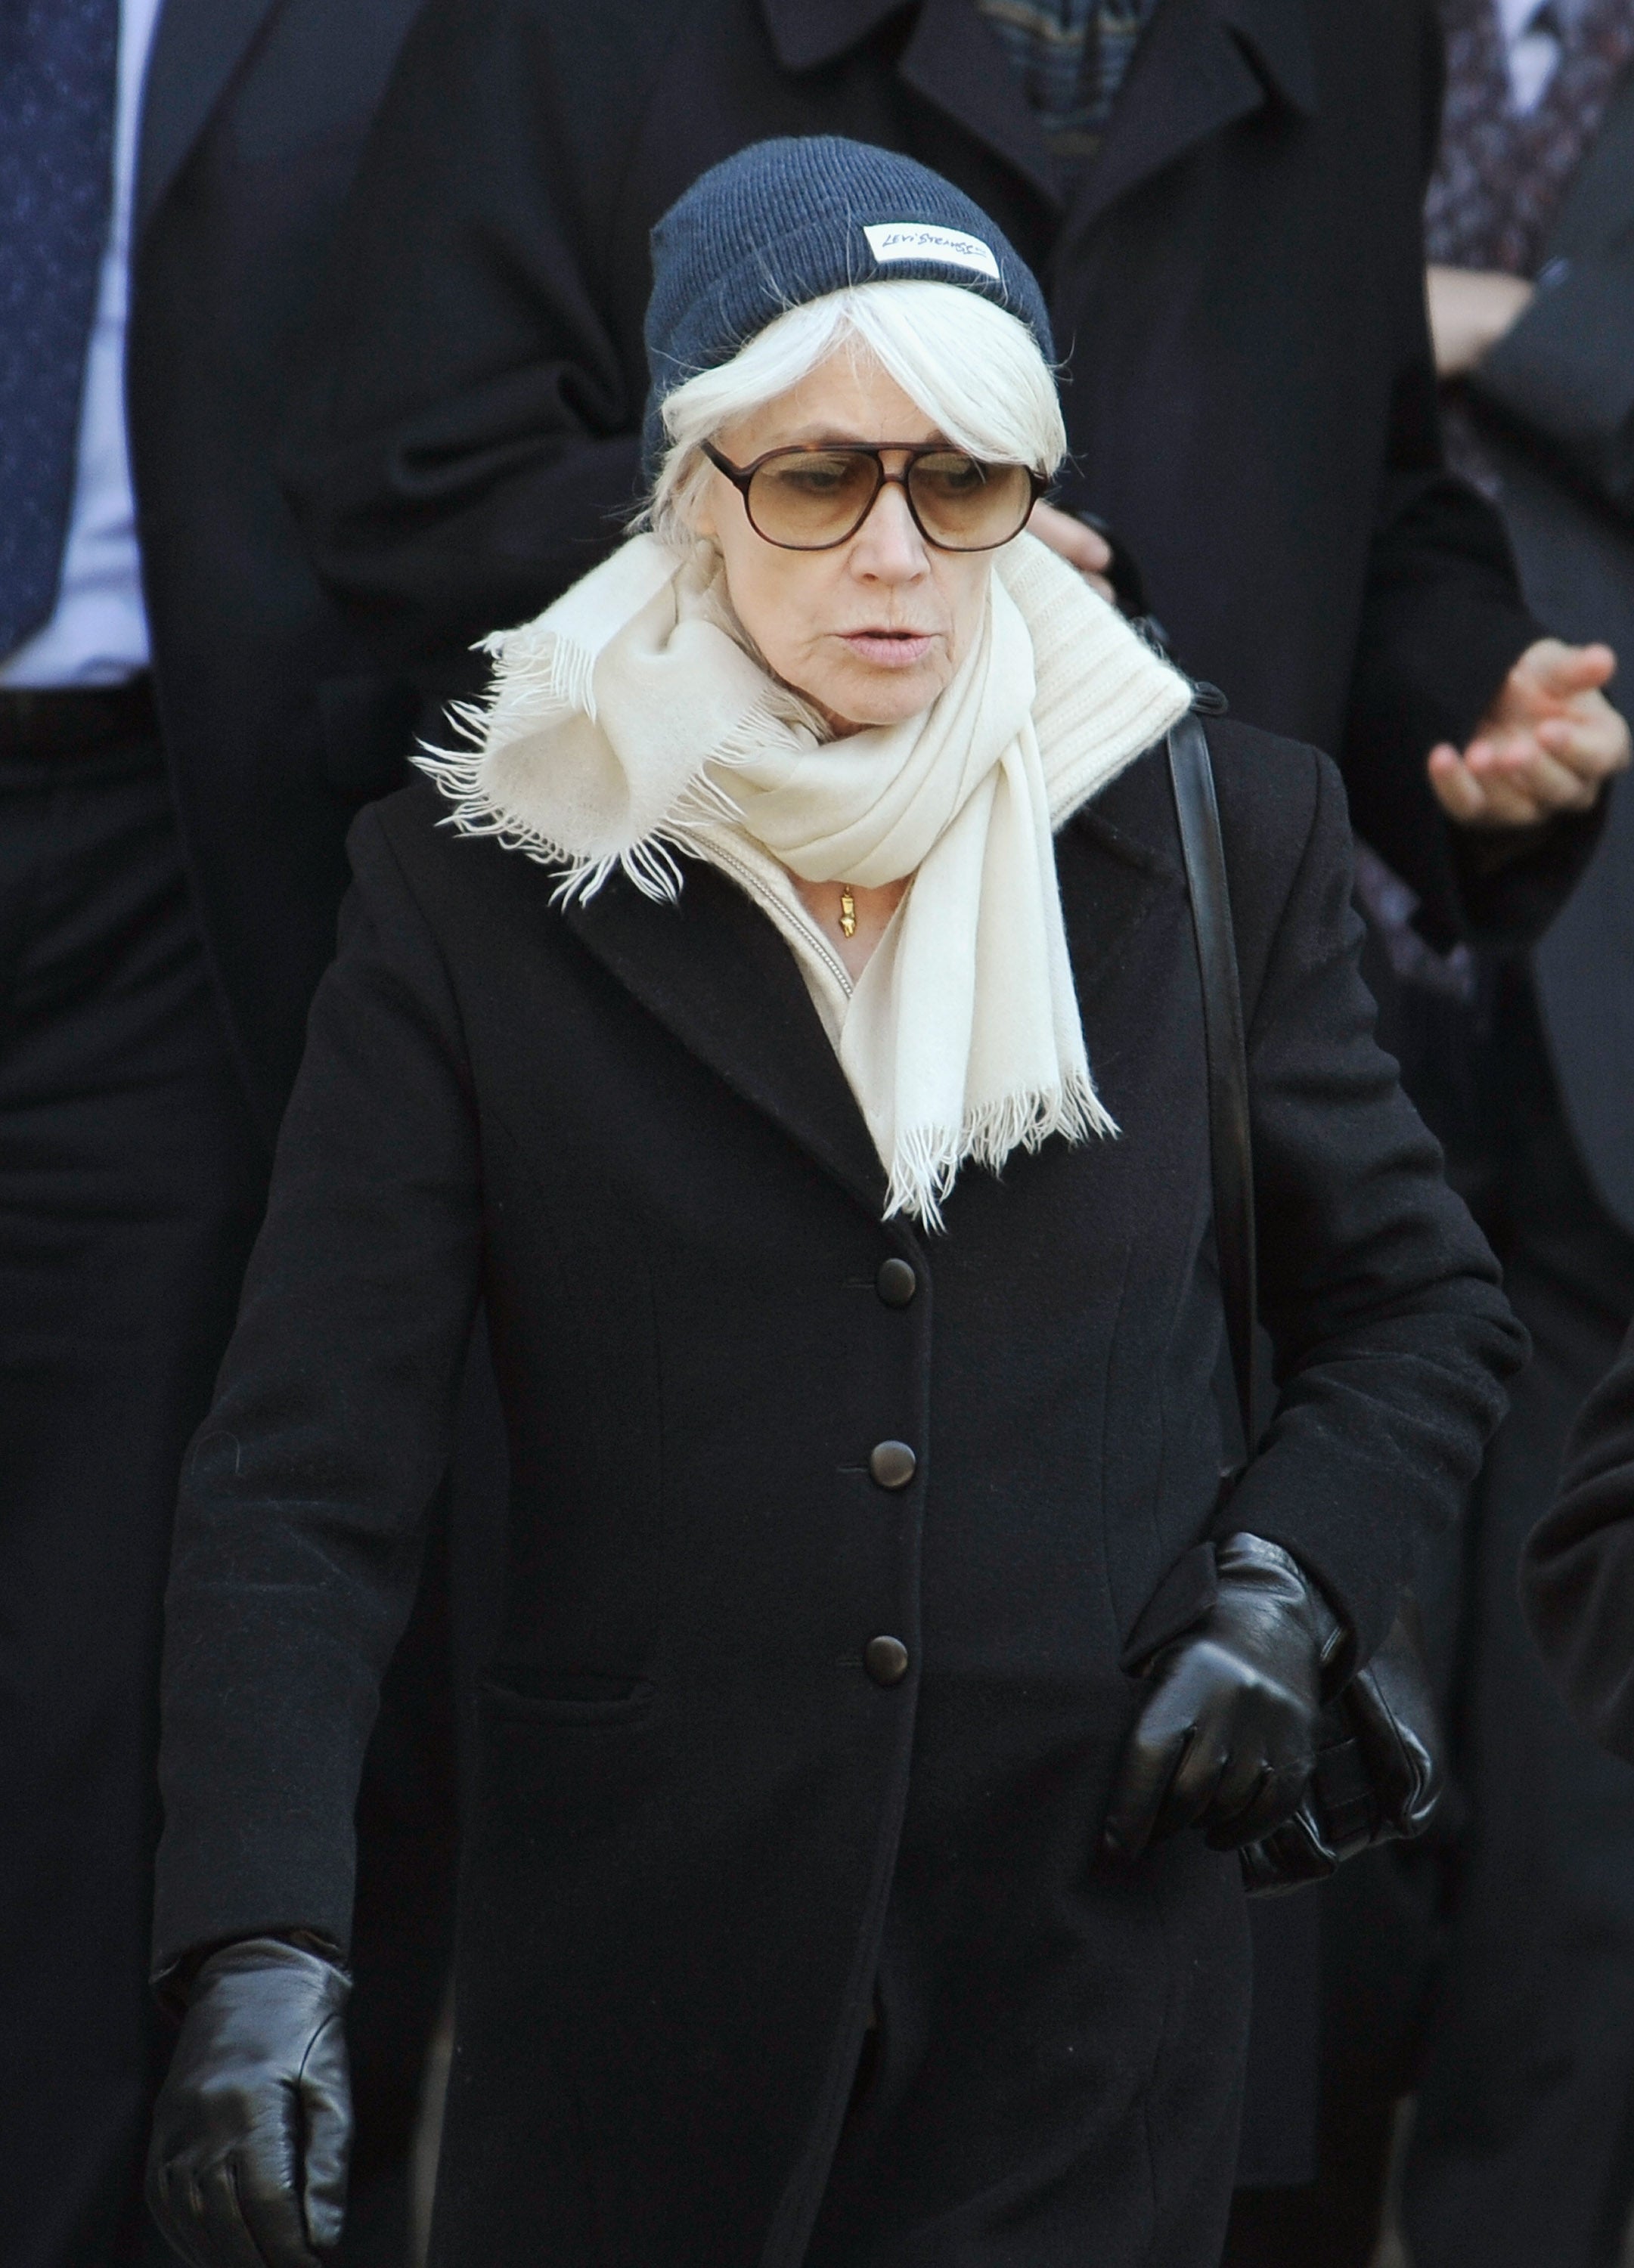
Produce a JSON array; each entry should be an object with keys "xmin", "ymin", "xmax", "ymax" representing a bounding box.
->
[
  {"xmin": 147, "ymin": 1935, "xmax": 352, "ymax": 2268},
  {"xmin": 1103, "ymin": 1532, "xmax": 1341, "ymax": 1862}
]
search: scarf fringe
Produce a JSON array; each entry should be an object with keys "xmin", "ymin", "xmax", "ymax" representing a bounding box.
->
[
  {"xmin": 417, "ymin": 534, "xmax": 1177, "ymax": 1228},
  {"xmin": 411, "ymin": 733, "xmax": 650, "ymax": 903},
  {"xmin": 415, "ymin": 633, "xmax": 809, "ymax": 906},
  {"xmin": 476, "ymin": 618, "xmax": 600, "ymax": 723},
  {"xmin": 885, "ymin": 1074, "xmax": 1118, "ymax": 1232}
]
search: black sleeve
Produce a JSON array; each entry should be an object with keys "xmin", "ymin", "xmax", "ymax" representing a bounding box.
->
[
  {"xmin": 1473, "ymin": 248, "xmax": 1634, "ymax": 521},
  {"xmin": 1521, "ymin": 1316, "xmax": 1634, "ymax": 1761},
  {"xmin": 280, "ymin": 0, "xmax": 682, "ymax": 697},
  {"xmin": 1215, "ymin": 740, "xmax": 1527, "ymax": 1661},
  {"xmin": 1339, "ymin": 0, "xmax": 1556, "ymax": 946},
  {"xmin": 1343, "ymin": 429, "xmax": 1602, "ymax": 953},
  {"xmin": 153, "ymin": 807, "xmax": 484, "ymax": 1972}
]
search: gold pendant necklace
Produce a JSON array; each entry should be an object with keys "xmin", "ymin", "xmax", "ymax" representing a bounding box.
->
[{"xmin": 839, "ymin": 885, "xmax": 857, "ymax": 940}]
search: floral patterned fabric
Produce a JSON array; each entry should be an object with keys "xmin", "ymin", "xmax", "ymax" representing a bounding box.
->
[{"xmin": 1426, "ymin": 0, "xmax": 1634, "ymax": 277}]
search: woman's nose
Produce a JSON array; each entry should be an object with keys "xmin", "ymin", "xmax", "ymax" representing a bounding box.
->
[{"xmin": 849, "ymin": 478, "xmax": 929, "ymax": 579}]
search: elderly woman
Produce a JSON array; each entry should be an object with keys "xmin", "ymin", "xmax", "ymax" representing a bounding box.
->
[{"xmin": 147, "ymin": 139, "xmax": 1521, "ymax": 2268}]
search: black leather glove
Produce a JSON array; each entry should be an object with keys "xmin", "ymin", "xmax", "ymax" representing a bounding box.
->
[
  {"xmin": 1104, "ymin": 1532, "xmax": 1341, "ymax": 1861},
  {"xmin": 147, "ymin": 1935, "xmax": 352, "ymax": 2268},
  {"xmin": 1238, "ymin": 1600, "xmax": 1445, "ymax": 1893}
]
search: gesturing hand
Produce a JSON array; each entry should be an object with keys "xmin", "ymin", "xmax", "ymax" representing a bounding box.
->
[
  {"xmin": 147, "ymin": 1937, "xmax": 352, "ymax": 2268},
  {"xmin": 1104, "ymin": 1534, "xmax": 1335, "ymax": 1862},
  {"xmin": 1428, "ymin": 638, "xmax": 1630, "ymax": 829}
]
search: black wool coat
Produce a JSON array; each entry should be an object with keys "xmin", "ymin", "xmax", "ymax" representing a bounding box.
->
[
  {"xmin": 283, "ymin": 0, "xmax": 1580, "ymax": 945},
  {"xmin": 130, "ymin": 0, "xmax": 428, "ymax": 1137},
  {"xmin": 1461, "ymin": 66, "xmax": 1634, "ymax": 1234},
  {"xmin": 1523, "ymin": 1315, "xmax": 1634, "ymax": 1762},
  {"xmin": 155, "ymin": 720, "xmax": 1521, "ymax": 2266}
]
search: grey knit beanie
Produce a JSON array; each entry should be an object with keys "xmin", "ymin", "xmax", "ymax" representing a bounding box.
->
[{"xmin": 640, "ymin": 136, "xmax": 1054, "ymax": 482}]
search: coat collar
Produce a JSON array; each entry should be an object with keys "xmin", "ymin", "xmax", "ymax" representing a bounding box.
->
[
  {"xmin": 757, "ymin": 0, "xmax": 1062, "ymax": 206},
  {"xmin": 898, "ymin": 0, "xmax": 1074, "ymax": 209},
  {"xmin": 555, "ymin": 764, "xmax": 1179, "ymax": 1224},
  {"xmin": 562, "ymin": 860, "xmax": 891, "ymax": 1223},
  {"xmin": 758, "ymin": 0, "xmax": 1316, "ymax": 225},
  {"xmin": 136, "ymin": 0, "xmax": 284, "ymax": 240},
  {"xmin": 1217, "ymin": 0, "xmax": 1318, "ymax": 117},
  {"xmin": 1057, "ymin": 0, "xmax": 1316, "ymax": 243},
  {"xmin": 759, "ymin": 0, "xmax": 904, "ymax": 71}
]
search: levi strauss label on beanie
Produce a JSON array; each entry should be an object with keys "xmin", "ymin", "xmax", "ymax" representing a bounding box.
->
[{"xmin": 864, "ymin": 222, "xmax": 1001, "ymax": 280}]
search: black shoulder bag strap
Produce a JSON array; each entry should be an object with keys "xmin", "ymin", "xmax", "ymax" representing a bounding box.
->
[
  {"xmin": 1167, "ymin": 712, "xmax": 1257, "ymax": 1449},
  {"xmin": 1165, "ymin": 714, "xmax": 1445, "ymax": 1890}
]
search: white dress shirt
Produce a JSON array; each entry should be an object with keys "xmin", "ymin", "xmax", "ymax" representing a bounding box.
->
[
  {"xmin": 1496, "ymin": 0, "xmax": 1565, "ymax": 116},
  {"xmin": 1, "ymin": 0, "xmax": 165, "ymax": 689}
]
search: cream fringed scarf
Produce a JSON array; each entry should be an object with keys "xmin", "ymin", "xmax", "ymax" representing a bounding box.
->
[{"xmin": 419, "ymin": 530, "xmax": 1192, "ymax": 1227}]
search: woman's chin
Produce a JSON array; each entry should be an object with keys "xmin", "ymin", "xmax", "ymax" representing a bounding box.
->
[{"xmin": 806, "ymin": 662, "xmax": 950, "ymax": 733}]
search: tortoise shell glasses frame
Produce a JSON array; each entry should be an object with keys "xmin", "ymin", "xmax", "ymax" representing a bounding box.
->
[{"xmin": 699, "ymin": 440, "xmax": 1049, "ymax": 553}]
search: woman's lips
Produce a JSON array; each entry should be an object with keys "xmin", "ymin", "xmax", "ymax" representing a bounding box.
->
[{"xmin": 840, "ymin": 630, "xmax": 936, "ymax": 668}]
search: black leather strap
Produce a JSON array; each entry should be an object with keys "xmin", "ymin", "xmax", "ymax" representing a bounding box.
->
[
  {"xmin": 1167, "ymin": 713, "xmax": 1258, "ymax": 1449},
  {"xmin": 1165, "ymin": 733, "xmax": 1446, "ymax": 1876}
]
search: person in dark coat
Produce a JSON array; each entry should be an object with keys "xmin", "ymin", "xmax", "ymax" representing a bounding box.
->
[
  {"xmin": 145, "ymin": 141, "xmax": 1524, "ymax": 2268},
  {"xmin": 0, "ymin": 2, "xmax": 443, "ymax": 2260},
  {"xmin": 1253, "ymin": 14, "xmax": 1634, "ymax": 2267},
  {"xmin": 276, "ymin": 0, "xmax": 1632, "ymax": 2201},
  {"xmin": 1525, "ymin": 1318, "xmax": 1634, "ymax": 1755},
  {"xmin": 283, "ymin": 0, "xmax": 1629, "ymax": 940}
]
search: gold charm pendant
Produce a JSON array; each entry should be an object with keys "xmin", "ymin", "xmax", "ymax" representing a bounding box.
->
[{"xmin": 839, "ymin": 885, "xmax": 857, "ymax": 940}]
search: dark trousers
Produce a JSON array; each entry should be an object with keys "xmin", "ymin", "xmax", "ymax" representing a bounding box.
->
[
  {"xmin": 0, "ymin": 699, "xmax": 267, "ymax": 2264},
  {"xmin": 1402, "ymin": 1294, "xmax": 1634, "ymax": 2261},
  {"xmin": 0, "ymin": 697, "xmax": 464, "ymax": 2266},
  {"xmin": 1225, "ymin": 967, "xmax": 1634, "ymax": 2268}
]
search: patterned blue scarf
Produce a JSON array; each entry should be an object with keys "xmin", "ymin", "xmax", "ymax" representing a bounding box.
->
[{"xmin": 973, "ymin": 0, "xmax": 1160, "ymax": 161}]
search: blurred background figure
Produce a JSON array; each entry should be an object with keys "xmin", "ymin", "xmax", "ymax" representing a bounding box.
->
[
  {"xmin": 281, "ymin": 0, "xmax": 1626, "ymax": 2232},
  {"xmin": 0, "ymin": 2, "xmax": 444, "ymax": 2261},
  {"xmin": 1299, "ymin": 5, "xmax": 1634, "ymax": 2265},
  {"xmin": 1524, "ymin": 1316, "xmax": 1634, "ymax": 1761}
]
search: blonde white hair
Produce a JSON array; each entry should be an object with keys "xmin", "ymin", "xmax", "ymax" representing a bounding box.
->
[{"xmin": 646, "ymin": 279, "xmax": 1068, "ymax": 544}]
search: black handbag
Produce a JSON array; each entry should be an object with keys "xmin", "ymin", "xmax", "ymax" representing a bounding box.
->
[{"xmin": 1167, "ymin": 712, "xmax": 1445, "ymax": 1894}]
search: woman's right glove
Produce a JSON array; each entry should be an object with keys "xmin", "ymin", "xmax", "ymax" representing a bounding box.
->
[
  {"xmin": 147, "ymin": 1935, "xmax": 352, "ymax": 2268},
  {"xmin": 1103, "ymin": 1532, "xmax": 1343, "ymax": 1861}
]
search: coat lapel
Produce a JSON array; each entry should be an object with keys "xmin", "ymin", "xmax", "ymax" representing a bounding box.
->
[
  {"xmin": 1059, "ymin": 773, "xmax": 1186, "ymax": 1009},
  {"xmin": 1055, "ymin": 0, "xmax": 1316, "ymax": 247},
  {"xmin": 761, "ymin": 0, "xmax": 1316, "ymax": 236},
  {"xmin": 760, "ymin": 0, "xmax": 1063, "ymax": 208},
  {"xmin": 758, "ymin": 0, "xmax": 903, "ymax": 73},
  {"xmin": 897, "ymin": 0, "xmax": 1067, "ymax": 211},
  {"xmin": 136, "ymin": 0, "xmax": 284, "ymax": 240},
  {"xmin": 557, "ymin": 774, "xmax": 1179, "ymax": 1222},
  {"xmin": 561, "ymin": 863, "xmax": 890, "ymax": 1220}
]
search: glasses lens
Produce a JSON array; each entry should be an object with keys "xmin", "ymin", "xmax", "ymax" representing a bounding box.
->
[
  {"xmin": 747, "ymin": 451, "xmax": 881, "ymax": 547},
  {"xmin": 907, "ymin": 454, "xmax": 1034, "ymax": 549}
]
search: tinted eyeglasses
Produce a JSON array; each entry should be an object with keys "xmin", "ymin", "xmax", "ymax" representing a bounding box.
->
[{"xmin": 700, "ymin": 442, "xmax": 1047, "ymax": 553}]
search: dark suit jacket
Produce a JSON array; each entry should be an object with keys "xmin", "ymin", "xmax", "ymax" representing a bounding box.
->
[
  {"xmin": 131, "ymin": 0, "xmax": 427, "ymax": 1139},
  {"xmin": 1464, "ymin": 67, "xmax": 1634, "ymax": 1233},
  {"xmin": 154, "ymin": 720, "xmax": 1521, "ymax": 2264},
  {"xmin": 281, "ymin": 0, "xmax": 1576, "ymax": 950}
]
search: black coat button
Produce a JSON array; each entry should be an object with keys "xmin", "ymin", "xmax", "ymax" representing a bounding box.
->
[
  {"xmin": 869, "ymin": 1440, "xmax": 916, "ymax": 1490},
  {"xmin": 865, "ymin": 1635, "xmax": 910, "ymax": 1686},
  {"xmin": 876, "ymin": 1256, "xmax": 917, "ymax": 1307}
]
